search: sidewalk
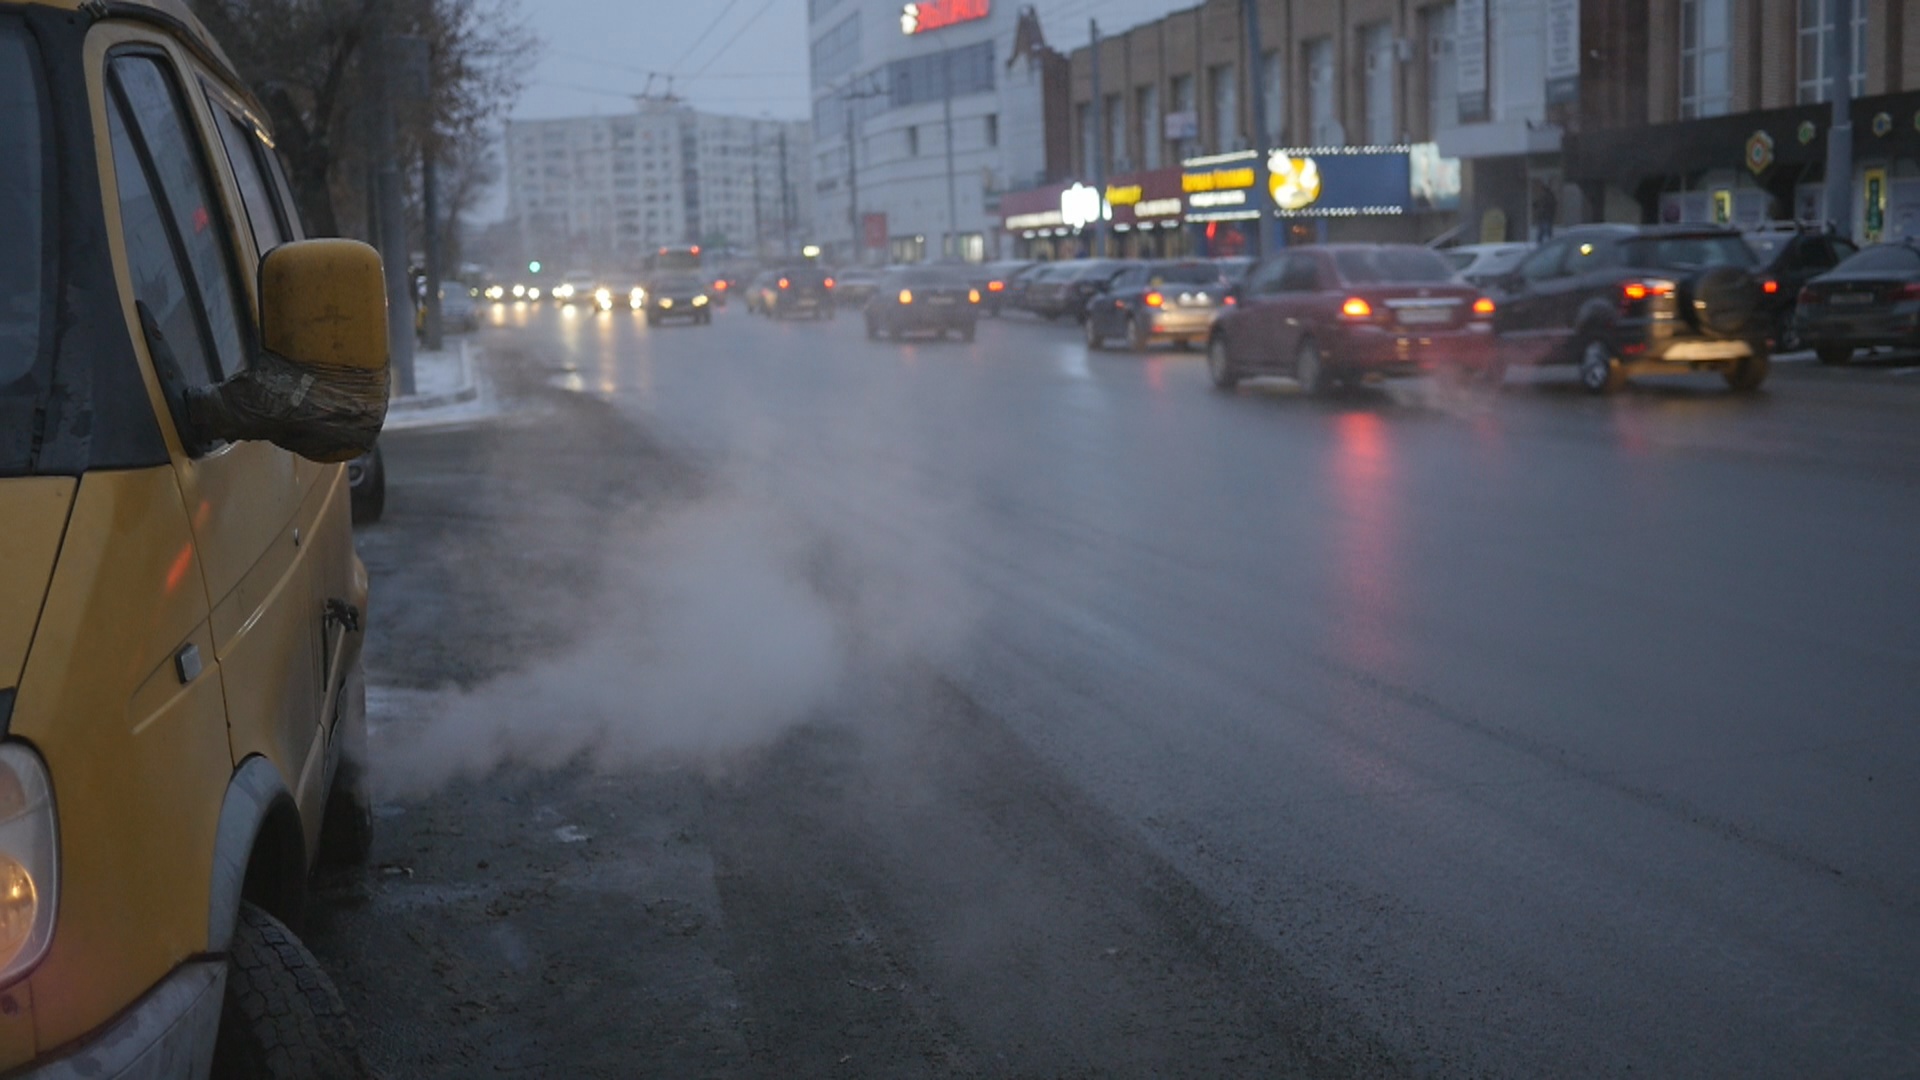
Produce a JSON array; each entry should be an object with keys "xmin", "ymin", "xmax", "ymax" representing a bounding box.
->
[{"xmin": 384, "ymin": 336, "xmax": 506, "ymax": 431}]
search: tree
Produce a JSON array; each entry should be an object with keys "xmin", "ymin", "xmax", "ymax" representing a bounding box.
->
[{"xmin": 189, "ymin": 0, "xmax": 534, "ymax": 241}]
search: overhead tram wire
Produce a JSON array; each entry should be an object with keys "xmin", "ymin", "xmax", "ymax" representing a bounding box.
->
[
  {"xmin": 548, "ymin": 50, "xmax": 804, "ymax": 80},
  {"xmin": 673, "ymin": 0, "xmax": 749, "ymax": 78},
  {"xmin": 686, "ymin": 0, "xmax": 783, "ymax": 81}
]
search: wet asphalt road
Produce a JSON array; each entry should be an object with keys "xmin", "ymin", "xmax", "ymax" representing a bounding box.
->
[{"xmin": 314, "ymin": 300, "xmax": 1920, "ymax": 1078}]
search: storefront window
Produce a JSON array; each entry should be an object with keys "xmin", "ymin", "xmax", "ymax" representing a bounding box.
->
[
  {"xmin": 1796, "ymin": 0, "xmax": 1867, "ymax": 104},
  {"xmin": 1209, "ymin": 64, "xmax": 1239, "ymax": 152},
  {"xmin": 1137, "ymin": 85, "xmax": 1161, "ymax": 169},
  {"xmin": 1680, "ymin": 0, "xmax": 1732, "ymax": 118},
  {"xmin": 1424, "ymin": 4, "xmax": 1457, "ymax": 139},
  {"xmin": 1306, "ymin": 38, "xmax": 1339, "ymax": 146},
  {"xmin": 1363, "ymin": 23, "xmax": 1396, "ymax": 144}
]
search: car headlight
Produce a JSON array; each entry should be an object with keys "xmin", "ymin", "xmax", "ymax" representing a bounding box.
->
[
  {"xmin": 0, "ymin": 745, "xmax": 57, "ymax": 989},
  {"xmin": 692, "ymin": 294, "xmax": 709, "ymax": 306},
  {"xmin": 659, "ymin": 298, "xmax": 674, "ymax": 309}
]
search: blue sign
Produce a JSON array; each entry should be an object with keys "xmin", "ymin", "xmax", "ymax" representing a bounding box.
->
[{"xmin": 1265, "ymin": 147, "xmax": 1414, "ymax": 217}]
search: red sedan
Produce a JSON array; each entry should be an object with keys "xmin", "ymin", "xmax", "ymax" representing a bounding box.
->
[{"xmin": 1206, "ymin": 244, "xmax": 1501, "ymax": 394}]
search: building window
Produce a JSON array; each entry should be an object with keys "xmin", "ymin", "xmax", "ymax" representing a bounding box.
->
[
  {"xmin": 1259, "ymin": 50, "xmax": 1283, "ymax": 146},
  {"xmin": 1170, "ymin": 74, "xmax": 1196, "ymax": 160},
  {"xmin": 1136, "ymin": 85, "xmax": 1161, "ymax": 169},
  {"xmin": 985, "ymin": 113, "xmax": 998, "ymax": 148},
  {"xmin": 1208, "ymin": 64, "xmax": 1239, "ymax": 151},
  {"xmin": 1105, "ymin": 93, "xmax": 1125, "ymax": 171},
  {"xmin": 907, "ymin": 125, "xmax": 919, "ymax": 156},
  {"xmin": 1424, "ymin": 4, "xmax": 1457, "ymax": 138},
  {"xmin": 888, "ymin": 41, "xmax": 995, "ymax": 107},
  {"xmin": 1305, "ymin": 38, "xmax": 1339, "ymax": 145},
  {"xmin": 1362, "ymin": 22, "xmax": 1396, "ymax": 144},
  {"xmin": 1680, "ymin": 0, "xmax": 1732, "ymax": 117},
  {"xmin": 1077, "ymin": 101, "xmax": 1093, "ymax": 173},
  {"xmin": 1797, "ymin": 0, "xmax": 1867, "ymax": 103}
]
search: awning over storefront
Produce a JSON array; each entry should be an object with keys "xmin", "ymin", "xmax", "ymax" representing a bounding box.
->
[
  {"xmin": 999, "ymin": 181, "xmax": 1073, "ymax": 234},
  {"xmin": 1565, "ymin": 93, "xmax": 1920, "ymax": 188}
]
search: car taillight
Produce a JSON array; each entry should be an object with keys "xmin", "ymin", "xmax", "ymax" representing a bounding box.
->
[
  {"xmin": 1472, "ymin": 296, "xmax": 1496, "ymax": 318},
  {"xmin": 1144, "ymin": 291, "xmax": 1164, "ymax": 308},
  {"xmin": 968, "ymin": 289, "xmax": 981, "ymax": 303},
  {"xmin": 1902, "ymin": 282, "xmax": 1920, "ymax": 299},
  {"xmin": 899, "ymin": 289, "xmax": 914, "ymax": 305},
  {"xmin": 825, "ymin": 278, "xmax": 836, "ymax": 289},
  {"xmin": 1223, "ymin": 295, "xmax": 1236, "ymax": 306},
  {"xmin": 1622, "ymin": 280, "xmax": 1675, "ymax": 302},
  {"xmin": 1762, "ymin": 278, "xmax": 1779, "ymax": 294},
  {"xmin": 714, "ymin": 280, "xmax": 728, "ymax": 291},
  {"xmin": 988, "ymin": 280, "xmax": 1005, "ymax": 292},
  {"xmin": 1340, "ymin": 297, "xmax": 1373, "ymax": 319},
  {"xmin": 779, "ymin": 278, "xmax": 790, "ymax": 289}
]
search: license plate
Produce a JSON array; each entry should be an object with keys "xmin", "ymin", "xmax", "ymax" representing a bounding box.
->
[
  {"xmin": 930, "ymin": 296, "xmax": 955, "ymax": 305},
  {"xmin": 1397, "ymin": 307, "xmax": 1453, "ymax": 325},
  {"xmin": 1831, "ymin": 292, "xmax": 1874, "ymax": 306}
]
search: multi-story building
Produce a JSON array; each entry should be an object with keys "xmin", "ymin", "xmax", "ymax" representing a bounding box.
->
[
  {"xmin": 504, "ymin": 98, "xmax": 814, "ymax": 272},
  {"xmin": 1566, "ymin": 0, "xmax": 1920, "ymax": 242},
  {"xmin": 807, "ymin": 0, "xmax": 1071, "ymax": 264},
  {"xmin": 1016, "ymin": 0, "xmax": 1920, "ymax": 258}
]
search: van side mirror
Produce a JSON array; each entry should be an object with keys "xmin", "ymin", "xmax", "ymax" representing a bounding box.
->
[{"xmin": 187, "ymin": 240, "xmax": 390, "ymax": 463}]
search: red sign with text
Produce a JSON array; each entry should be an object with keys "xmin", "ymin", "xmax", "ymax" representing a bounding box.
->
[
  {"xmin": 901, "ymin": 0, "xmax": 990, "ymax": 35},
  {"xmin": 863, "ymin": 213, "xmax": 889, "ymax": 249}
]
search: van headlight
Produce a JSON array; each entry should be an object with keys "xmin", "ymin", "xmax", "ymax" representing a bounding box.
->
[{"xmin": 0, "ymin": 744, "xmax": 57, "ymax": 987}]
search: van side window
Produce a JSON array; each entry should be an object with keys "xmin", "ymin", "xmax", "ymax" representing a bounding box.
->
[
  {"xmin": 108, "ymin": 87, "xmax": 218, "ymax": 389},
  {"xmin": 109, "ymin": 55, "xmax": 250, "ymax": 381},
  {"xmin": 211, "ymin": 105, "xmax": 286, "ymax": 257}
]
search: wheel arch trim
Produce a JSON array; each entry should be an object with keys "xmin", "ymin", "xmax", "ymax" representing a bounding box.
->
[{"xmin": 207, "ymin": 756, "xmax": 302, "ymax": 953}]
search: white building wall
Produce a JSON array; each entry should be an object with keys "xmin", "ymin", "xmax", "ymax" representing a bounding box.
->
[{"xmin": 810, "ymin": 0, "xmax": 1048, "ymax": 262}]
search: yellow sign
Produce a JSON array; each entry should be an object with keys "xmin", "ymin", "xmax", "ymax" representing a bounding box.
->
[
  {"xmin": 1268, "ymin": 152, "xmax": 1322, "ymax": 211},
  {"xmin": 1182, "ymin": 167, "xmax": 1256, "ymax": 193},
  {"xmin": 1865, "ymin": 167, "xmax": 1886, "ymax": 239},
  {"xmin": 1712, "ymin": 189, "xmax": 1732, "ymax": 225},
  {"xmin": 1105, "ymin": 184, "xmax": 1144, "ymax": 206}
]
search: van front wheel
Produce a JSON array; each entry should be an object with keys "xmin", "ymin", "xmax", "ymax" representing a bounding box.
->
[{"xmin": 213, "ymin": 902, "xmax": 370, "ymax": 1080}]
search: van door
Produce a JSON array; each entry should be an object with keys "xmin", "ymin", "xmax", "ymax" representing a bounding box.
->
[{"xmin": 103, "ymin": 48, "xmax": 330, "ymax": 824}]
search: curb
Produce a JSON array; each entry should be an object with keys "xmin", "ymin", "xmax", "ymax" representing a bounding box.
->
[{"xmin": 388, "ymin": 338, "xmax": 478, "ymax": 414}]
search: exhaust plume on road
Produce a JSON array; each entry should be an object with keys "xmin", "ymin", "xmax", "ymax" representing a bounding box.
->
[{"xmin": 373, "ymin": 465, "xmax": 977, "ymax": 799}]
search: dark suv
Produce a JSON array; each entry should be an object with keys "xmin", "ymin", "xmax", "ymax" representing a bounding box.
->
[
  {"xmin": 1743, "ymin": 226, "xmax": 1858, "ymax": 350},
  {"xmin": 1491, "ymin": 225, "xmax": 1772, "ymax": 393}
]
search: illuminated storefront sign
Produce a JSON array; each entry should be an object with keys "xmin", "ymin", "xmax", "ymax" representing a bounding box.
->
[
  {"xmin": 901, "ymin": 0, "xmax": 990, "ymax": 35},
  {"xmin": 1182, "ymin": 166, "xmax": 1257, "ymax": 193},
  {"xmin": 1136, "ymin": 197, "xmax": 1183, "ymax": 217},
  {"xmin": 1105, "ymin": 184, "xmax": 1144, "ymax": 206},
  {"xmin": 1060, "ymin": 182, "xmax": 1110, "ymax": 230},
  {"xmin": 1006, "ymin": 209, "xmax": 1065, "ymax": 230}
]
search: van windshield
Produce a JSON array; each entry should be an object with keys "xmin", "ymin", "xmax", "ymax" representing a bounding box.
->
[{"xmin": 0, "ymin": 24, "xmax": 44, "ymax": 396}]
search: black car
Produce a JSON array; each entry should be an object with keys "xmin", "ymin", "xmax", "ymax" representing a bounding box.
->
[
  {"xmin": 975, "ymin": 260, "xmax": 1034, "ymax": 315},
  {"xmin": 642, "ymin": 275, "xmax": 713, "ymax": 326},
  {"xmin": 1024, "ymin": 260, "xmax": 1136, "ymax": 321},
  {"xmin": 1793, "ymin": 240, "xmax": 1920, "ymax": 365},
  {"xmin": 1490, "ymin": 225, "xmax": 1772, "ymax": 393},
  {"xmin": 866, "ymin": 267, "xmax": 980, "ymax": 341},
  {"xmin": 1084, "ymin": 261, "xmax": 1232, "ymax": 351},
  {"xmin": 832, "ymin": 269, "xmax": 881, "ymax": 306},
  {"xmin": 1743, "ymin": 226, "xmax": 1858, "ymax": 350},
  {"xmin": 754, "ymin": 267, "xmax": 835, "ymax": 319}
]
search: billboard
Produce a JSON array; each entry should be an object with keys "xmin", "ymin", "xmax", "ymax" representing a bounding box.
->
[{"xmin": 1264, "ymin": 147, "xmax": 1412, "ymax": 217}]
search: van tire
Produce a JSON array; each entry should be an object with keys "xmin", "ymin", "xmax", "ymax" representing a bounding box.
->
[{"xmin": 213, "ymin": 902, "xmax": 369, "ymax": 1080}]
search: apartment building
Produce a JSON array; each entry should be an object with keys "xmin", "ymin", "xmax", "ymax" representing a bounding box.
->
[{"xmin": 504, "ymin": 98, "xmax": 814, "ymax": 272}]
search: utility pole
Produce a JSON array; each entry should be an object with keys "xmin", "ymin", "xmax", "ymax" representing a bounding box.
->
[
  {"xmin": 778, "ymin": 127, "xmax": 793, "ymax": 257},
  {"xmin": 943, "ymin": 52, "xmax": 959, "ymax": 261},
  {"xmin": 1089, "ymin": 19, "xmax": 1106, "ymax": 258},
  {"xmin": 368, "ymin": 6, "xmax": 415, "ymax": 394},
  {"xmin": 846, "ymin": 102, "xmax": 860, "ymax": 263},
  {"xmin": 1242, "ymin": 0, "xmax": 1269, "ymax": 259},
  {"xmin": 1823, "ymin": 0, "xmax": 1854, "ymax": 236},
  {"xmin": 751, "ymin": 123, "xmax": 764, "ymax": 259}
]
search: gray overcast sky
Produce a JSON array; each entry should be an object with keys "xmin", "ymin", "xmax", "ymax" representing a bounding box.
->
[{"xmin": 508, "ymin": 0, "xmax": 1194, "ymax": 122}]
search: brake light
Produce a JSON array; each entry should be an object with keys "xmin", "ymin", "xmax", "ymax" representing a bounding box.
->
[
  {"xmin": 1622, "ymin": 280, "xmax": 1674, "ymax": 302},
  {"xmin": 690, "ymin": 245, "xmax": 701, "ymax": 255},
  {"xmin": 968, "ymin": 289, "xmax": 981, "ymax": 303},
  {"xmin": 1762, "ymin": 279, "xmax": 1780, "ymax": 294},
  {"xmin": 1144, "ymin": 291, "xmax": 1164, "ymax": 308},
  {"xmin": 1340, "ymin": 297, "xmax": 1373, "ymax": 319},
  {"xmin": 825, "ymin": 278, "xmax": 836, "ymax": 289},
  {"xmin": 715, "ymin": 280, "xmax": 728, "ymax": 291},
  {"xmin": 1903, "ymin": 282, "xmax": 1920, "ymax": 299},
  {"xmin": 899, "ymin": 289, "xmax": 914, "ymax": 305},
  {"xmin": 1224, "ymin": 295, "xmax": 1236, "ymax": 306},
  {"xmin": 988, "ymin": 280, "xmax": 1005, "ymax": 292},
  {"xmin": 778, "ymin": 277, "xmax": 790, "ymax": 289},
  {"xmin": 1472, "ymin": 296, "xmax": 1497, "ymax": 317}
]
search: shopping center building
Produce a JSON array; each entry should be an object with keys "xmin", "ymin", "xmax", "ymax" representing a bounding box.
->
[{"xmin": 807, "ymin": 0, "xmax": 1072, "ymax": 263}]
